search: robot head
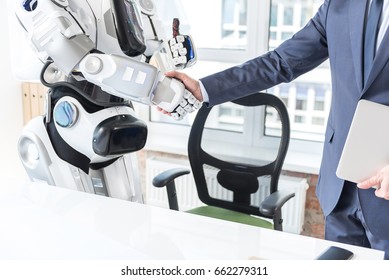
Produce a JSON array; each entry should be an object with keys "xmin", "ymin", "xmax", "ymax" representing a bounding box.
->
[{"xmin": 48, "ymin": 84, "xmax": 148, "ymax": 172}]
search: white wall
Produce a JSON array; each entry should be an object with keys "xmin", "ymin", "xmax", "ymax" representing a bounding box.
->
[{"xmin": 1, "ymin": 3, "xmax": 28, "ymax": 182}]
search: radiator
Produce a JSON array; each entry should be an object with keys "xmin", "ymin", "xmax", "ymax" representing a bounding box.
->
[{"xmin": 145, "ymin": 157, "xmax": 308, "ymax": 234}]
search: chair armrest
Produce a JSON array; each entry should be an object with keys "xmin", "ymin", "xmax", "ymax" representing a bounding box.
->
[
  {"xmin": 152, "ymin": 168, "xmax": 190, "ymax": 211},
  {"xmin": 152, "ymin": 168, "xmax": 190, "ymax": 188},
  {"xmin": 259, "ymin": 189, "xmax": 295, "ymax": 218}
]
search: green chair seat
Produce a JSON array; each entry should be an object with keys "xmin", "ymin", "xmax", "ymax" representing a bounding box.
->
[{"xmin": 186, "ymin": 206, "xmax": 274, "ymax": 229}]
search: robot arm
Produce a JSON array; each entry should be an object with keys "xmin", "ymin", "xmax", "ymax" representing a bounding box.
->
[
  {"xmin": 79, "ymin": 52, "xmax": 200, "ymax": 115},
  {"xmin": 14, "ymin": 0, "xmax": 201, "ymax": 120}
]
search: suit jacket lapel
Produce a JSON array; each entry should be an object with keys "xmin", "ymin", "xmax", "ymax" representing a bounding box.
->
[
  {"xmin": 363, "ymin": 23, "xmax": 389, "ymax": 92},
  {"xmin": 349, "ymin": 0, "xmax": 368, "ymax": 94}
]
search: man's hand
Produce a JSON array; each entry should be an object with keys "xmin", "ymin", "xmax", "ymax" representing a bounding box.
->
[
  {"xmin": 357, "ymin": 165, "xmax": 389, "ymax": 200},
  {"xmin": 157, "ymin": 71, "xmax": 203, "ymax": 115}
]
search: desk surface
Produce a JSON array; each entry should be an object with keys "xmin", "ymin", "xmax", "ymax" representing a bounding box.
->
[{"xmin": 0, "ymin": 180, "xmax": 384, "ymax": 260}]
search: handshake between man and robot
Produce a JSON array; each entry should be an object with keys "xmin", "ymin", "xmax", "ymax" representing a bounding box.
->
[{"xmin": 14, "ymin": 0, "xmax": 201, "ymax": 202}]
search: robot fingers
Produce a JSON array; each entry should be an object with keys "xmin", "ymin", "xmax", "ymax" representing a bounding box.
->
[
  {"xmin": 169, "ymin": 35, "xmax": 197, "ymax": 69},
  {"xmin": 169, "ymin": 90, "xmax": 202, "ymax": 121},
  {"xmin": 151, "ymin": 77, "xmax": 202, "ymax": 121}
]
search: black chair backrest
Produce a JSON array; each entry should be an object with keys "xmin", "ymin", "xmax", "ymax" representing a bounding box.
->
[{"xmin": 188, "ymin": 93, "xmax": 290, "ymax": 216}]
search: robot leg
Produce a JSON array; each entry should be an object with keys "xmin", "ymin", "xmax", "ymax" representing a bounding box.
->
[
  {"xmin": 18, "ymin": 115, "xmax": 95, "ymax": 193},
  {"xmin": 90, "ymin": 154, "xmax": 144, "ymax": 203}
]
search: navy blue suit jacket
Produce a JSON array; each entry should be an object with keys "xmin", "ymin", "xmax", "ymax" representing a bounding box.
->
[{"xmin": 200, "ymin": 0, "xmax": 389, "ymax": 239}]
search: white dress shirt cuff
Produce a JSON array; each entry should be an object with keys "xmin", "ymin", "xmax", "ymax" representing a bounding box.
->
[{"xmin": 199, "ymin": 80, "xmax": 210, "ymax": 103}]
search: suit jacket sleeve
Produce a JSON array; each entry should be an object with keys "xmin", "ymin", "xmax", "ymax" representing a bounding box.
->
[{"xmin": 200, "ymin": 0, "xmax": 331, "ymax": 107}]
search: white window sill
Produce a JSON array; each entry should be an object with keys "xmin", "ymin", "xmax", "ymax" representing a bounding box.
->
[{"xmin": 283, "ymin": 150, "xmax": 321, "ymax": 175}]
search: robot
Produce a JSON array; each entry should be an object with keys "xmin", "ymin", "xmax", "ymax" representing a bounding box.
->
[{"xmin": 12, "ymin": 0, "xmax": 201, "ymax": 202}]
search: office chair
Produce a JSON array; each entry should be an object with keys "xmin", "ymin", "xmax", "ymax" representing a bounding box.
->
[{"xmin": 152, "ymin": 92, "xmax": 295, "ymax": 231}]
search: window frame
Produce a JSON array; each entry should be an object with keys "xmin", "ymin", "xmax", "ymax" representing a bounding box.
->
[{"xmin": 139, "ymin": 0, "xmax": 324, "ymax": 175}]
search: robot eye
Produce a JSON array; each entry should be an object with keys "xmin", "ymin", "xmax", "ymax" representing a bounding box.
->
[
  {"xmin": 54, "ymin": 101, "xmax": 78, "ymax": 128},
  {"xmin": 22, "ymin": 0, "xmax": 38, "ymax": 12}
]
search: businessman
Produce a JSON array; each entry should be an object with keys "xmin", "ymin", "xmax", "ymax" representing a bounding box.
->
[{"xmin": 162, "ymin": 0, "xmax": 389, "ymax": 258}]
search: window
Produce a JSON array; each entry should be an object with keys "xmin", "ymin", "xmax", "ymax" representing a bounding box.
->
[
  {"xmin": 221, "ymin": 0, "xmax": 248, "ymax": 49},
  {"xmin": 143, "ymin": 0, "xmax": 329, "ymax": 173},
  {"xmin": 154, "ymin": 0, "xmax": 250, "ymax": 53},
  {"xmin": 266, "ymin": 0, "xmax": 331, "ymax": 142},
  {"xmin": 283, "ymin": 7, "xmax": 294, "ymax": 26}
]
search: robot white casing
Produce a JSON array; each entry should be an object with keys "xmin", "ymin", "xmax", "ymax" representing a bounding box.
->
[{"xmin": 13, "ymin": 0, "xmax": 199, "ymax": 202}]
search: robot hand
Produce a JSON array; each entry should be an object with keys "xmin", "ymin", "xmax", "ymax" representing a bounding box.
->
[
  {"xmin": 149, "ymin": 17, "xmax": 196, "ymax": 72},
  {"xmin": 169, "ymin": 18, "xmax": 196, "ymax": 70},
  {"xmin": 147, "ymin": 18, "xmax": 201, "ymax": 120},
  {"xmin": 151, "ymin": 76, "xmax": 202, "ymax": 121},
  {"xmin": 150, "ymin": 32, "xmax": 196, "ymax": 74}
]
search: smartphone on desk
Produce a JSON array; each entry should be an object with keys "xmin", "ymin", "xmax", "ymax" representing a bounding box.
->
[{"xmin": 315, "ymin": 246, "xmax": 354, "ymax": 260}]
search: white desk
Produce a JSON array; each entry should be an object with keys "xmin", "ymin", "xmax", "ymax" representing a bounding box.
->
[{"xmin": 0, "ymin": 180, "xmax": 384, "ymax": 260}]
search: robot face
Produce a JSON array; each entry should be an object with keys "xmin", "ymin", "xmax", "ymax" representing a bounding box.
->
[
  {"xmin": 93, "ymin": 114, "xmax": 148, "ymax": 156},
  {"xmin": 110, "ymin": 0, "xmax": 146, "ymax": 57}
]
